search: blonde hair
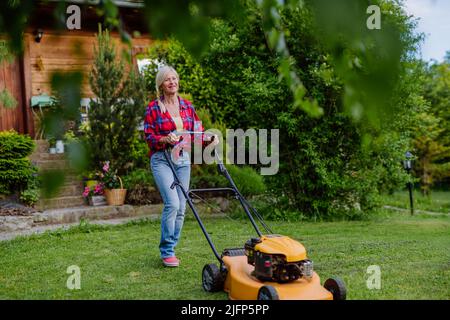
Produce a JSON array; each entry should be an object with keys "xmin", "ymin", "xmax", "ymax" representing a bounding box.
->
[{"xmin": 155, "ymin": 65, "xmax": 179, "ymax": 113}]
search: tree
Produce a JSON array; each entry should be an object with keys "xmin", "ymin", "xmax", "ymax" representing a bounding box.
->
[
  {"xmin": 413, "ymin": 56, "xmax": 450, "ymax": 193},
  {"xmin": 141, "ymin": 1, "xmax": 423, "ymax": 219},
  {"xmin": 87, "ymin": 26, "xmax": 146, "ymax": 175}
]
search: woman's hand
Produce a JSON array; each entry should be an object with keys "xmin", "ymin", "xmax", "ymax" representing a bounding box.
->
[{"xmin": 161, "ymin": 133, "xmax": 180, "ymax": 145}]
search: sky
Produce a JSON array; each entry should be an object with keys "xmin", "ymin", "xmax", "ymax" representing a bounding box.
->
[{"xmin": 403, "ymin": 0, "xmax": 450, "ymax": 62}]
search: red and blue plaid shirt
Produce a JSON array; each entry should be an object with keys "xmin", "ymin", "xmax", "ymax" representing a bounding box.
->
[{"xmin": 144, "ymin": 96, "xmax": 206, "ymax": 157}]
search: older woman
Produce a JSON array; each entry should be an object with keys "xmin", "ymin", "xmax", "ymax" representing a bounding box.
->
[{"xmin": 144, "ymin": 65, "xmax": 218, "ymax": 267}]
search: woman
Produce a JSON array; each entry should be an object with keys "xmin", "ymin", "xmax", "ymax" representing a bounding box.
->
[{"xmin": 144, "ymin": 65, "xmax": 218, "ymax": 267}]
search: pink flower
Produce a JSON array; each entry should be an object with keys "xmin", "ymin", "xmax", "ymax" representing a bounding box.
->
[
  {"xmin": 94, "ymin": 184, "xmax": 104, "ymax": 195},
  {"xmin": 82, "ymin": 186, "xmax": 90, "ymax": 197},
  {"xmin": 103, "ymin": 161, "xmax": 110, "ymax": 173}
]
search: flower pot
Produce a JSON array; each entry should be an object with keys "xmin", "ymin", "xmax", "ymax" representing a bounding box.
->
[
  {"xmin": 104, "ymin": 189, "xmax": 127, "ymax": 206},
  {"xmin": 88, "ymin": 195, "xmax": 107, "ymax": 206},
  {"xmin": 55, "ymin": 140, "xmax": 64, "ymax": 153}
]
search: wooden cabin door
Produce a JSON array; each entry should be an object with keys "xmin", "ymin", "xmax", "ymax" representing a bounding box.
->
[{"xmin": 0, "ymin": 56, "xmax": 25, "ymax": 133}]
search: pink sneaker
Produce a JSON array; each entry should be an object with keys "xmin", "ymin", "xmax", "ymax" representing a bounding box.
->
[{"xmin": 162, "ymin": 256, "xmax": 180, "ymax": 267}]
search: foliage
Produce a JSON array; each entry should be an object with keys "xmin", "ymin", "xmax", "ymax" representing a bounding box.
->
[
  {"xmin": 191, "ymin": 3, "xmax": 413, "ymax": 218},
  {"xmin": 96, "ymin": 161, "xmax": 122, "ymax": 190},
  {"xmin": 140, "ymin": 1, "xmax": 421, "ymax": 218},
  {"xmin": 0, "ymin": 88, "xmax": 17, "ymax": 109},
  {"xmin": 413, "ymin": 56, "xmax": 450, "ymax": 194},
  {"xmin": 0, "ymin": 0, "xmax": 441, "ymax": 219},
  {"xmin": 0, "ymin": 39, "xmax": 14, "ymax": 64},
  {"xmin": 19, "ymin": 174, "xmax": 40, "ymax": 206},
  {"xmin": 82, "ymin": 184, "xmax": 104, "ymax": 198},
  {"xmin": 122, "ymin": 168, "xmax": 157, "ymax": 205},
  {"xmin": 128, "ymin": 134, "xmax": 150, "ymax": 171},
  {"xmin": 0, "ymin": 130, "xmax": 35, "ymax": 159},
  {"xmin": 225, "ymin": 165, "xmax": 266, "ymax": 196},
  {"xmin": 122, "ymin": 168, "xmax": 155, "ymax": 190},
  {"xmin": 87, "ymin": 26, "xmax": 147, "ymax": 176},
  {"xmin": 0, "ymin": 131, "xmax": 36, "ymax": 196},
  {"xmin": 381, "ymin": 190, "xmax": 450, "ymax": 214},
  {"xmin": 141, "ymin": 39, "xmax": 218, "ymax": 112},
  {"xmin": 412, "ymin": 111, "xmax": 450, "ymax": 195}
]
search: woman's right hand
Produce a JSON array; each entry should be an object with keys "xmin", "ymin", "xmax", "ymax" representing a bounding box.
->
[{"xmin": 161, "ymin": 132, "xmax": 180, "ymax": 145}]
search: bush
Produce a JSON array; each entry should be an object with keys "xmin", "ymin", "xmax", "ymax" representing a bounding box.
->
[
  {"xmin": 19, "ymin": 174, "xmax": 40, "ymax": 206},
  {"xmin": 141, "ymin": 39, "xmax": 218, "ymax": 111},
  {"xmin": 0, "ymin": 131, "xmax": 36, "ymax": 196},
  {"xmin": 129, "ymin": 134, "xmax": 150, "ymax": 170},
  {"xmin": 0, "ymin": 130, "xmax": 35, "ymax": 159},
  {"xmin": 225, "ymin": 165, "xmax": 266, "ymax": 196},
  {"xmin": 190, "ymin": 163, "xmax": 266, "ymax": 197},
  {"xmin": 122, "ymin": 168, "xmax": 159, "ymax": 205}
]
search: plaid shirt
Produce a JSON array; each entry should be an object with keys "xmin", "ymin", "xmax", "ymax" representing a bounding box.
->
[{"xmin": 144, "ymin": 96, "xmax": 206, "ymax": 157}]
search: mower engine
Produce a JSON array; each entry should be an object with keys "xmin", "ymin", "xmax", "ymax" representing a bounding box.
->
[{"xmin": 245, "ymin": 235, "xmax": 314, "ymax": 283}]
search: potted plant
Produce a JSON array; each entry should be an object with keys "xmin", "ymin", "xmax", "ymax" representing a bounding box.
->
[
  {"xmin": 48, "ymin": 137, "xmax": 56, "ymax": 154},
  {"xmin": 82, "ymin": 183, "xmax": 106, "ymax": 206},
  {"xmin": 82, "ymin": 171, "xmax": 98, "ymax": 188},
  {"xmin": 99, "ymin": 161, "xmax": 127, "ymax": 206}
]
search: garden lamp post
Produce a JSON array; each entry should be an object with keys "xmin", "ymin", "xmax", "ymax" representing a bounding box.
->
[{"xmin": 403, "ymin": 151, "xmax": 414, "ymax": 215}]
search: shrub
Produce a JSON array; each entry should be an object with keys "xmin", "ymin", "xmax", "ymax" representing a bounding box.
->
[
  {"xmin": 0, "ymin": 131, "xmax": 36, "ymax": 196},
  {"xmin": 0, "ymin": 130, "xmax": 35, "ymax": 159},
  {"xmin": 225, "ymin": 165, "xmax": 266, "ymax": 196},
  {"xmin": 129, "ymin": 134, "xmax": 150, "ymax": 170},
  {"xmin": 190, "ymin": 163, "xmax": 266, "ymax": 197},
  {"xmin": 122, "ymin": 168, "xmax": 159, "ymax": 205},
  {"xmin": 19, "ymin": 174, "xmax": 40, "ymax": 206}
]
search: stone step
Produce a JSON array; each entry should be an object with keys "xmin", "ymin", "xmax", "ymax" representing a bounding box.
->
[
  {"xmin": 0, "ymin": 215, "xmax": 35, "ymax": 233},
  {"xmin": 30, "ymin": 153, "xmax": 66, "ymax": 162},
  {"xmin": 35, "ymin": 173, "xmax": 84, "ymax": 189},
  {"xmin": 32, "ymin": 204, "xmax": 164, "ymax": 226},
  {"xmin": 44, "ymin": 184, "xmax": 84, "ymax": 198},
  {"xmin": 36, "ymin": 196, "xmax": 86, "ymax": 211},
  {"xmin": 34, "ymin": 159, "xmax": 71, "ymax": 171}
]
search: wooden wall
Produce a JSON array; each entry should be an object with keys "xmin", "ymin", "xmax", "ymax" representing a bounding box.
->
[{"xmin": 28, "ymin": 30, "xmax": 152, "ymax": 97}]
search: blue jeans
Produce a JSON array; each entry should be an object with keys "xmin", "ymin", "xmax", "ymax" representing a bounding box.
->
[{"xmin": 150, "ymin": 150, "xmax": 191, "ymax": 259}]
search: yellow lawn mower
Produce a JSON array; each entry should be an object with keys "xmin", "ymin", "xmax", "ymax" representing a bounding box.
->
[{"xmin": 163, "ymin": 143, "xmax": 346, "ymax": 300}]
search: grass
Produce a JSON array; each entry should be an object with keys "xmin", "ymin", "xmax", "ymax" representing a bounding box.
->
[
  {"xmin": 381, "ymin": 190, "xmax": 450, "ymax": 213},
  {"xmin": 0, "ymin": 211, "xmax": 449, "ymax": 300}
]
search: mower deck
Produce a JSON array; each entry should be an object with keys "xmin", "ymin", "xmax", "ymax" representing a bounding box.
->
[{"xmin": 222, "ymin": 255, "xmax": 333, "ymax": 300}]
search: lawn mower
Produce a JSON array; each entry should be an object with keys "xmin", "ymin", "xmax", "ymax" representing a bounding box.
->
[{"xmin": 163, "ymin": 136, "xmax": 346, "ymax": 300}]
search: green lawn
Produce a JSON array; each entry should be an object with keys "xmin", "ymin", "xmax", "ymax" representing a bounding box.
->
[
  {"xmin": 0, "ymin": 211, "xmax": 449, "ymax": 300},
  {"xmin": 381, "ymin": 190, "xmax": 450, "ymax": 213}
]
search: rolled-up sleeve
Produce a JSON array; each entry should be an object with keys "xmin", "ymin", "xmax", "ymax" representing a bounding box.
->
[{"xmin": 144, "ymin": 107, "xmax": 163, "ymax": 150}]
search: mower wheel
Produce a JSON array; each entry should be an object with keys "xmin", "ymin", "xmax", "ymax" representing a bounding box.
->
[
  {"xmin": 202, "ymin": 263, "xmax": 224, "ymax": 292},
  {"xmin": 324, "ymin": 277, "xmax": 347, "ymax": 300},
  {"xmin": 257, "ymin": 285, "xmax": 279, "ymax": 300}
]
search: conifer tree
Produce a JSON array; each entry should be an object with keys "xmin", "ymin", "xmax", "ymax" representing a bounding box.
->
[{"xmin": 88, "ymin": 26, "xmax": 146, "ymax": 175}]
